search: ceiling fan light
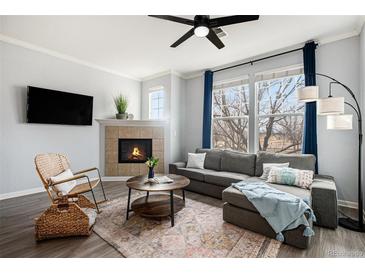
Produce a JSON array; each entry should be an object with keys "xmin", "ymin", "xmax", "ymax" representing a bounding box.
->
[{"xmin": 194, "ymin": 26, "xmax": 209, "ymax": 37}]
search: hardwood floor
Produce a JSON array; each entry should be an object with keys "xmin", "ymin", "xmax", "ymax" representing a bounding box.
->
[{"xmin": 1, "ymin": 181, "xmax": 364, "ymax": 258}]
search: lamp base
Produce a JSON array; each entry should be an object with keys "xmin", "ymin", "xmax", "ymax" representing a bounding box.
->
[{"xmin": 338, "ymin": 217, "xmax": 365, "ymax": 232}]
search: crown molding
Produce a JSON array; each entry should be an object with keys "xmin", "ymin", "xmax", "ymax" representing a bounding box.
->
[
  {"xmin": 0, "ymin": 34, "xmax": 141, "ymax": 82},
  {"xmin": 318, "ymin": 29, "xmax": 361, "ymax": 45},
  {"xmin": 141, "ymin": 70, "xmax": 173, "ymax": 81},
  {"xmin": 141, "ymin": 69, "xmax": 187, "ymax": 82}
]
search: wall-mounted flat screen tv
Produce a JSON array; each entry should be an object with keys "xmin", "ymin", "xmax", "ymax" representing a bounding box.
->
[{"xmin": 27, "ymin": 86, "xmax": 93, "ymax": 125}]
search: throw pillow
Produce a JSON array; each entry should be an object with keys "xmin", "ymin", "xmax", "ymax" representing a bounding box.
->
[
  {"xmin": 50, "ymin": 169, "xmax": 77, "ymax": 195},
  {"xmin": 186, "ymin": 153, "xmax": 206, "ymax": 169},
  {"xmin": 260, "ymin": 162, "xmax": 290, "ymax": 180},
  {"xmin": 267, "ymin": 167, "xmax": 314, "ymax": 189}
]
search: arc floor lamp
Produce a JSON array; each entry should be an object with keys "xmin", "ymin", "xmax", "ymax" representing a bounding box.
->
[{"xmin": 297, "ymin": 73, "xmax": 364, "ymax": 232}]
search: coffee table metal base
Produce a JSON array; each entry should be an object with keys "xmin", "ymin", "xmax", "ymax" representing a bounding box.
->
[{"xmin": 126, "ymin": 190, "xmax": 185, "ymax": 227}]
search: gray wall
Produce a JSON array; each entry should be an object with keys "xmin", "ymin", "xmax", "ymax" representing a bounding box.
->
[
  {"xmin": 182, "ymin": 36, "xmax": 363, "ymax": 204},
  {"xmin": 170, "ymin": 74, "xmax": 185, "ymax": 162},
  {"xmin": 141, "ymin": 73, "xmax": 185, "ymax": 166},
  {"xmin": 0, "ymin": 42, "xmax": 141, "ymax": 195},
  {"xmin": 360, "ymin": 24, "xmax": 365, "ymax": 209},
  {"xmin": 316, "ymin": 36, "xmax": 361, "ymax": 205}
]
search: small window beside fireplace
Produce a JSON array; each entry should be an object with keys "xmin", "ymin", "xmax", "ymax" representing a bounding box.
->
[{"xmin": 118, "ymin": 138, "xmax": 152, "ymax": 163}]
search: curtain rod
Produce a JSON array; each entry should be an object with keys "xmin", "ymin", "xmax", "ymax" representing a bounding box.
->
[{"xmin": 212, "ymin": 46, "xmax": 304, "ymax": 73}]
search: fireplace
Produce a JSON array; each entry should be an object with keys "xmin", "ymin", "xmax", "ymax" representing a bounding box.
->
[{"xmin": 118, "ymin": 138, "xmax": 152, "ymax": 163}]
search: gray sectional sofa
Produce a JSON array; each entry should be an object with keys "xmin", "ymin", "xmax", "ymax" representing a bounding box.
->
[{"xmin": 169, "ymin": 148, "xmax": 338, "ymax": 249}]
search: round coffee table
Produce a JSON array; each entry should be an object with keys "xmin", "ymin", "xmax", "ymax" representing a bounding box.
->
[{"xmin": 126, "ymin": 174, "xmax": 190, "ymax": 227}]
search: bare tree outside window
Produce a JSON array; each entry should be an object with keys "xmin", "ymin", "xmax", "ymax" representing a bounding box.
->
[
  {"xmin": 212, "ymin": 83, "xmax": 249, "ymax": 152},
  {"xmin": 257, "ymin": 74, "xmax": 305, "ymax": 154},
  {"xmin": 211, "ymin": 70, "xmax": 304, "ymax": 154}
]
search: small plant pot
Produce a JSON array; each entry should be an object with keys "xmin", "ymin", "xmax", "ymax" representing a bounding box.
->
[{"xmin": 116, "ymin": 113, "xmax": 128, "ymax": 119}]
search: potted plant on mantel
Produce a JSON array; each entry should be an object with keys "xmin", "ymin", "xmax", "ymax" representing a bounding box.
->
[{"xmin": 114, "ymin": 94, "xmax": 128, "ymax": 119}]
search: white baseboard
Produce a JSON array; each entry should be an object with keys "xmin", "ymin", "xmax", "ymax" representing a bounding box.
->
[
  {"xmin": 338, "ymin": 199, "xmax": 365, "ymax": 220},
  {"xmin": 0, "ymin": 187, "xmax": 46, "ymax": 201},
  {"xmin": 101, "ymin": 176, "xmax": 131, "ymax": 182},
  {"xmin": 338, "ymin": 199, "xmax": 358, "ymax": 209},
  {"xmin": 0, "ymin": 178, "xmax": 129, "ymax": 201}
]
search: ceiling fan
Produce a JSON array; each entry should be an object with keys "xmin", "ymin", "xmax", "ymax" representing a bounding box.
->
[{"xmin": 149, "ymin": 15, "xmax": 259, "ymax": 49}]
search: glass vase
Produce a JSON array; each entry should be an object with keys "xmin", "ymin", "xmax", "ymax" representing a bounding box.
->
[{"xmin": 148, "ymin": 167, "xmax": 154, "ymax": 179}]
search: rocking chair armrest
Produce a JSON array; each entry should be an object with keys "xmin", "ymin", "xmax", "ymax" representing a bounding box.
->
[
  {"xmin": 50, "ymin": 174, "xmax": 88, "ymax": 186},
  {"xmin": 74, "ymin": 167, "xmax": 98, "ymax": 175}
]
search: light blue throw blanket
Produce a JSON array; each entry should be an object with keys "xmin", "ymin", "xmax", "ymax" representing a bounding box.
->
[{"xmin": 232, "ymin": 181, "xmax": 316, "ymax": 242}]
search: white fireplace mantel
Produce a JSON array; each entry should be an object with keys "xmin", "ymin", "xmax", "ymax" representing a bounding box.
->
[{"xmin": 95, "ymin": 119, "xmax": 168, "ymax": 127}]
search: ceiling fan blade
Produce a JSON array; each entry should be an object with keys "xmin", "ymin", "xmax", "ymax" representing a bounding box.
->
[
  {"xmin": 170, "ymin": 28, "xmax": 195, "ymax": 48},
  {"xmin": 209, "ymin": 15, "xmax": 259, "ymax": 27},
  {"xmin": 148, "ymin": 15, "xmax": 194, "ymax": 26},
  {"xmin": 206, "ymin": 29, "xmax": 225, "ymax": 49}
]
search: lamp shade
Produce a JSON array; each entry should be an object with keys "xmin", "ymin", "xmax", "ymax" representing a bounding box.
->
[
  {"xmin": 327, "ymin": 114, "xmax": 353, "ymax": 130},
  {"xmin": 317, "ymin": 96, "xmax": 345, "ymax": 115},
  {"xmin": 297, "ymin": 86, "xmax": 319, "ymax": 102}
]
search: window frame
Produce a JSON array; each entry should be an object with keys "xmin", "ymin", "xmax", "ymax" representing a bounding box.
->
[
  {"xmin": 148, "ymin": 87, "xmax": 165, "ymax": 120},
  {"xmin": 210, "ymin": 65, "xmax": 305, "ymax": 154}
]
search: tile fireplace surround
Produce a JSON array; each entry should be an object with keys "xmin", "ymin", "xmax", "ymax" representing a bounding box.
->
[{"xmin": 96, "ymin": 119, "xmax": 167, "ymax": 177}]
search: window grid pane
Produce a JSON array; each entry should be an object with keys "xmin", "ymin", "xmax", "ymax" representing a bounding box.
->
[
  {"xmin": 258, "ymin": 115, "xmax": 303, "ymax": 154},
  {"xmin": 212, "ymin": 81, "xmax": 249, "ymax": 152},
  {"xmin": 213, "ymin": 117, "xmax": 249, "ymax": 152},
  {"xmin": 256, "ymin": 72, "xmax": 305, "ymax": 154},
  {"xmin": 149, "ymin": 90, "xmax": 164, "ymax": 120}
]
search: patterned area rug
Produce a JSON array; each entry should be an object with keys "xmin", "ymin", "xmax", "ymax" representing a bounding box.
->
[{"xmin": 93, "ymin": 194, "xmax": 281, "ymax": 258}]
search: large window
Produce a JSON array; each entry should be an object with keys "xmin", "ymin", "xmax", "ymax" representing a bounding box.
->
[
  {"xmin": 149, "ymin": 89, "xmax": 164, "ymax": 120},
  {"xmin": 212, "ymin": 78, "xmax": 249, "ymax": 152},
  {"xmin": 211, "ymin": 66, "xmax": 305, "ymax": 154},
  {"xmin": 256, "ymin": 69, "xmax": 304, "ymax": 153}
]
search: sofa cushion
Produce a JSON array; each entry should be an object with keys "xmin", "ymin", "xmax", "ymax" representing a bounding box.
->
[
  {"xmin": 268, "ymin": 183, "xmax": 311, "ymax": 202},
  {"xmin": 175, "ymin": 167, "xmax": 216, "ymax": 181},
  {"xmin": 223, "ymin": 183, "xmax": 311, "ymax": 213},
  {"xmin": 204, "ymin": 171, "xmax": 251, "ymax": 187},
  {"xmin": 255, "ymin": 151, "xmax": 316, "ymax": 177},
  {"xmin": 223, "ymin": 186, "xmax": 258, "ymax": 213},
  {"xmin": 196, "ymin": 148, "xmax": 223, "ymax": 170},
  {"xmin": 220, "ymin": 150, "xmax": 256, "ymax": 176}
]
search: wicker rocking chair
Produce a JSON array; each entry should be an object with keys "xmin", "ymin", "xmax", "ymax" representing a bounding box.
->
[{"xmin": 34, "ymin": 153, "xmax": 107, "ymax": 213}]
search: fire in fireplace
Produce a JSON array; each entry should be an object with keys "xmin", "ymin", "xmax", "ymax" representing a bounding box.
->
[{"xmin": 118, "ymin": 138, "xmax": 152, "ymax": 163}]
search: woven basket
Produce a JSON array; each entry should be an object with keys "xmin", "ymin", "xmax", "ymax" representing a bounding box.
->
[{"xmin": 35, "ymin": 195, "xmax": 96, "ymax": 241}]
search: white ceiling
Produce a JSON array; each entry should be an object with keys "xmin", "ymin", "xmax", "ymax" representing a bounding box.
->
[{"xmin": 1, "ymin": 15, "xmax": 364, "ymax": 80}]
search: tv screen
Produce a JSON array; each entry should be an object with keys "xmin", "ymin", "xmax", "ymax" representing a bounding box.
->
[{"xmin": 26, "ymin": 86, "xmax": 93, "ymax": 125}]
